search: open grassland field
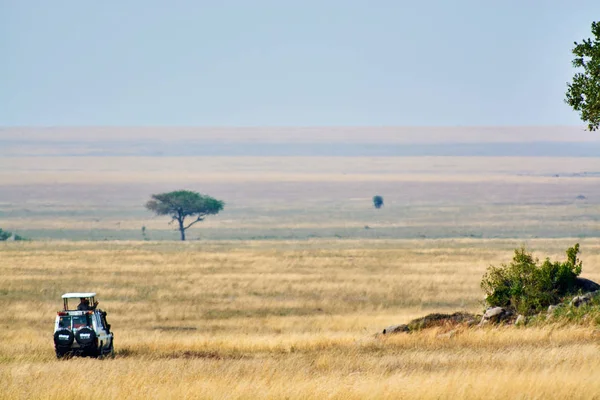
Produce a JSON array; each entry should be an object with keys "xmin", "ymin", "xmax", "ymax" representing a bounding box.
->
[
  {"xmin": 2, "ymin": 239, "xmax": 600, "ymax": 399},
  {"xmin": 1, "ymin": 156, "xmax": 599, "ymax": 240}
]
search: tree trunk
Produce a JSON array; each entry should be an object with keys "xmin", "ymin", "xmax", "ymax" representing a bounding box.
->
[{"xmin": 178, "ymin": 218, "xmax": 186, "ymax": 241}]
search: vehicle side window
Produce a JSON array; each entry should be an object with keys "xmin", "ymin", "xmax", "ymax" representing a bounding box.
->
[
  {"xmin": 100, "ymin": 313, "xmax": 110, "ymax": 333},
  {"xmin": 96, "ymin": 314, "xmax": 104, "ymax": 330}
]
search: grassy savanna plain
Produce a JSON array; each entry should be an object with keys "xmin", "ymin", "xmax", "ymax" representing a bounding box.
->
[
  {"xmin": 2, "ymin": 239, "xmax": 600, "ymax": 399},
  {"xmin": 1, "ymin": 127, "xmax": 600, "ymax": 398}
]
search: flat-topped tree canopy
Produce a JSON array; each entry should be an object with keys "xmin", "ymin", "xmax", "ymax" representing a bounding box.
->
[
  {"xmin": 145, "ymin": 190, "xmax": 224, "ymax": 241},
  {"xmin": 62, "ymin": 292, "xmax": 96, "ymax": 299}
]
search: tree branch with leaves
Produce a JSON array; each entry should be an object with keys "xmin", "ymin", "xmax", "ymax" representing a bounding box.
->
[{"xmin": 566, "ymin": 21, "xmax": 600, "ymax": 131}]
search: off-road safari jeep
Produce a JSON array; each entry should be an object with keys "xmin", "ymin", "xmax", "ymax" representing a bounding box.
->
[{"xmin": 53, "ymin": 292, "xmax": 114, "ymax": 358}]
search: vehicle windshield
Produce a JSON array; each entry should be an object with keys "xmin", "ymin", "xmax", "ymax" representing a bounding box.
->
[{"xmin": 72, "ymin": 315, "xmax": 91, "ymax": 329}]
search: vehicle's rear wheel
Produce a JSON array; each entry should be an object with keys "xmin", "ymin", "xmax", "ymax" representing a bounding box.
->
[
  {"xmin": 55, "ymin": 349, "xmax": 71, "ymax": 359},
  {"xmin": 54, "ymin": 329, "xmax": 74, "ymax": 358},
  {"xmin": 54, "ymin": 329, "xmax": 74, "ymax": 348}
]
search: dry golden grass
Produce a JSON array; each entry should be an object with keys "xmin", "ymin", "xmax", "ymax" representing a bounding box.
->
[{"xmin": 2, "ymin": 239, "xmax": 600, "ymax": 399}]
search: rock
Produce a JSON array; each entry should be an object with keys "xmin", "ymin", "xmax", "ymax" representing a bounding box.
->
[
  {"xmin": 484, "ymin": 307, "xmax": 506, "ymax": 320},
  {"xmin": 547, "ymin": 304, "xmax": 562, "ymax": 314},
  {"xmin": 382, "ymin": 312, "xmax": 479, "ymax": 334},
  {"xmin": 515, "ymin": 315, "xmax": 526, "ymax": 326},
  {"xmin": 570, "ymin": 291, "xmax": 598, "ymax": 307},
  {"xmin": 382, "ymin": 324, "xmax": 409, "ymax": 334},
  {"xmin": 547, "ymin": 304, "xmax": 564, "ymax": 320},
  {"xmin": 575, "ymin": 278, "xmax": 600, "ymax": 292},
  {"xmin": 407, "ymin": 312, "xmax": 479, "ymax": 331},
  {"xmin": 480, "ymin": 307, "xmax": 509, "ymax": 325}
]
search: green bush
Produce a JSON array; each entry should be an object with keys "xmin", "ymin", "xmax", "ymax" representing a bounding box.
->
[
  {"xmin": 0, "ymin": 229, "xmax": 9, "ymax": 241},
  {"xmin": 0, "ymin": 228, "xmax": 27, "ymax": 241},
  {"xmin": 481, "ymin": 244, "xmax": 582, "ymax": 315},
  {"xmin": 372, "ymin": 195, "xmax": 384, "ymax": 209}
]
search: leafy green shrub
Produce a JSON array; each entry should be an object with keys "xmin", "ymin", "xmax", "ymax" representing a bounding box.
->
[
  {"xmin": 0, "ymin": 228, "xmax": 27, "ymax": 241},
  {"xmin": 481, "ymin": 244, "xmax": 582, "ymax": 315},
  {"xmin": 0, "ymin": 229, "xmax": 10, "ymax": 241}
]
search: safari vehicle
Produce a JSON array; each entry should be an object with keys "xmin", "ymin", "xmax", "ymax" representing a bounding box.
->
[{"xmin": 53, "ymin": 292, "xmax": 114, "ymax": 358}]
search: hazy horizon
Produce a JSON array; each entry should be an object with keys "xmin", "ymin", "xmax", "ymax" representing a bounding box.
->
[
  {"xmin": 0, "ymin": 126, "xmax": 596, "ymax": 157},
  {"xmin": 1, "ymin": 125, "xmax": 597, "ymax": 140}
]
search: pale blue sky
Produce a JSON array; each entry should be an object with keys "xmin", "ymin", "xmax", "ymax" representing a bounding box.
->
[{"xmin": 1, "ymin": 1, "xmax": 598, "ymax": 126}]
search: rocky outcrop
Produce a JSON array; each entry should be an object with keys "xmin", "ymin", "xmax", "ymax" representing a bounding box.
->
[
  {"xmin": 570, "ymin": 291, "xmax": 599, "ymax": 307},
  {"xmin": 382, "ymin": 284, "xmax": 600, "ymax": 335},
  {"xmin": 575, "ymin": 278, "xmax": 600, "ymax": 293},
  {"xmin": 382, "ymin": 324, "xmax": 409, "ymax": 334},
  {"xmin": 408, "ymin": 312, "xmax": 478, "ymax": 330},
  {"xmin": 479, "ymin": 307, "xmax": 512, "ymax": 325},
  {"xmin": 382, "ymin": 312, "xmax": 479, "ymax": 335}
]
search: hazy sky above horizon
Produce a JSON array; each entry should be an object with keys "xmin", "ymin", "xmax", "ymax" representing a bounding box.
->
[{"xmin": 1, "ymin": 1, "xmax": 599, "ymax": 127}]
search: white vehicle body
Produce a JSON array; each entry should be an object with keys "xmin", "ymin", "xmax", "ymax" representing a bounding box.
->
[{"xmin": 53, "ymin": 292, "xmax": 114, "ymax": 358}]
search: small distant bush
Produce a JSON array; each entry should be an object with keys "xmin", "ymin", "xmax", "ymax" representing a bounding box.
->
[
  {"xmin": 481, "ymin": 244, "xmax": 582, "ymax": 315},
  {"xmin": 0, "ymin": 228, "xmax": 27, "ymax": 241},
  {"xmin": 372, "ymin": 195, "xmax": 384, "ymax": 209}
]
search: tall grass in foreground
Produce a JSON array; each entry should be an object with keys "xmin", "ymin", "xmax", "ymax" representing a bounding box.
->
[{"xmin": 1, "ymin": 239, "xmax": 600, "ymax": 399}]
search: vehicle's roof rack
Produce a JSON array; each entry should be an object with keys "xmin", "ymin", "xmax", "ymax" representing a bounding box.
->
[{"xmin": 62, "ymin": 292, "xmax": 96, "ymax": 299}]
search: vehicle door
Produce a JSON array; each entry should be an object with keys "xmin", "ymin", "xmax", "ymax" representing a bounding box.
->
[{"xmin": 94, "ymin": 312, "xmax": 110, "ymax": 346}]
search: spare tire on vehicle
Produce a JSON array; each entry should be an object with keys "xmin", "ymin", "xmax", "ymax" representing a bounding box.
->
[
  {"xmin": 54, "ymin": 329, "xmax": 74, "ymax": 348},
  {"xmin": 75, "ymin": 327, "xmax": 97, "ymax": 348}
]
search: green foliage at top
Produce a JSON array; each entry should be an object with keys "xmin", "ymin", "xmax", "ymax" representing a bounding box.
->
[
  {"xmin": 145, "ymin": 190, "xmax": 225, "ymax": 240},
  {"xmin": 566, "ymin": 21, "xmax": 600, "ymax": 131},
  {"xmin": 146, "ymin": 190, "xmax": 224, "ymax": 218},
  {"xmin": 0, "ymin": 228, "xmax": 27, "ymax": 241},
  {"xmin": 372, "ymin": 195, "xmax": 384, "ymax": 209},
  {"xmin": 481, "ymin": 244, "xmax": 583, "ymax": 315}
]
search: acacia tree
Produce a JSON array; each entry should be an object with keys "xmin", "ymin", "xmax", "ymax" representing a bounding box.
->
[
  {"xmin": 145, "ymin": 190, "xmax": 224, "ymax": 241},
  {"xmin": 566, "ymin": 21, "xmax": 600, "ymax": 131}
]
